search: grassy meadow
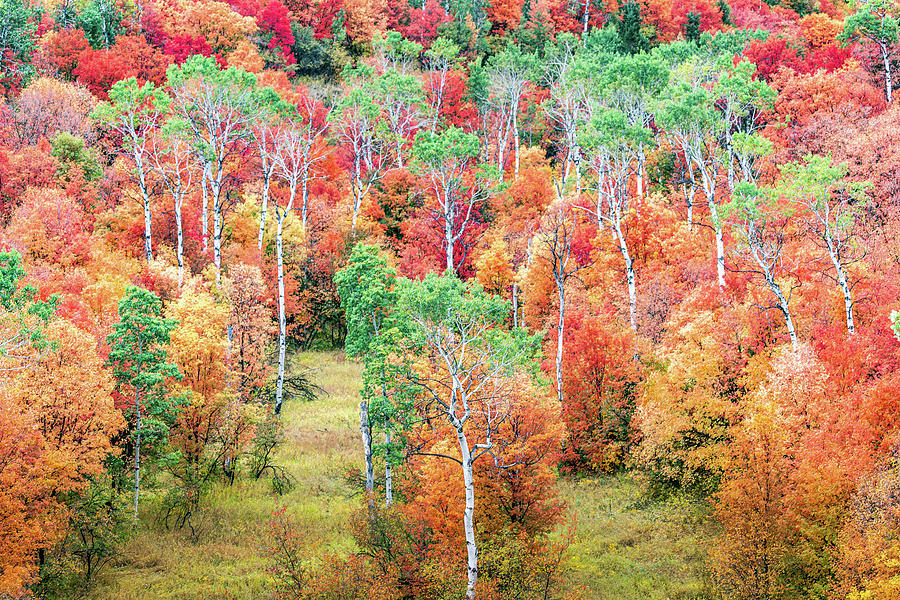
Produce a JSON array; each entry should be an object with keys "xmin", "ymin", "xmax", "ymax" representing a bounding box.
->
[{"xmin": 87, "ymin": 351, "xmax": 716, "ymax": 600}]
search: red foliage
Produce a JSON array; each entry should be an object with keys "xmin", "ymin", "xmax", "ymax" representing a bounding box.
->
[
  {"xmin": 40, "ymin": 28, "xmax": 91, "ymax": 79},
  {"xmin": 742, "ymin": 37, "xmax": 804, "ymax": 81},
  {"xmin": 403, "ymin": 0, "xmax": 453, "ymax": 46}
]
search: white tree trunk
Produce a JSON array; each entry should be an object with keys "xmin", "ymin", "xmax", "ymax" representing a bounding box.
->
[
  {"xmin": 555, "ymin": 276, "xmax": 565, "ymax": 405},
  {"xmin": 881, "ymin": 43, "xmax": 893, "ymax": 103},
  {"xmin": 827, "ymin": 243, "xmax": 855, "ymax": 336},
  {"xmin": 257, "ymin": 173, "xmax": 270, "ymax": 250},
  {"xmin": 201, "ymin": 163, "xmax": 210, "ymax": 253},
  {"xmin": 175, "ymin": 201, "xmax": 183, "ymax": 287},
  {"xmin": 456, "ymin": 427, "xmax": 479, "ymax": 600},
  {"xmin": 512, "ymin": 281, "xmax": 519, "ymax": 328},
  {"xmin": 512, "ymin": 107, "xmax": 520, "ymax": 180},
  {"xmin": 360, "ymin": 401, "xmax": 374, "ymax": 504},
  {"xmin": 616, "ymin": 225, "xmax": 637, "ymax": 332},
  {"xmin": 133, "ymin": 337, "xmax": 143, "ymax": 523},
  {"xmin": 768, "ymin": 277, "xmax": 798, "ymax": 350},
  {"xmin": 384, "ymin": 429, "xmax": 392, "ymax": 506},
  {"xmin": 136, "ymin": 153, "xmax": 153, "ymax": 262},
  {"xmin": 275, "ymin": 217, "xmax": 287, "ymax": 414}
]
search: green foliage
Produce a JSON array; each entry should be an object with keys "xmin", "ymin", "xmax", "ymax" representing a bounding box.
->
[
  {"xmin": 92, "ymin": 78, "xmax": 171, "ymax": 130},
  {"xmin": 0, "ymin": 0, "xmax": 42, "ymax": 92},
  {"xmin": 76, "ymin": 0, "xmax": 122, "ymax": 49},
  {"xmin": 615, "ymin": 2, "xmax": 650, "ymax": 55},
  {"xmin": 839, "ymin": 0, "xmax": 900, "ymax": 48},
  {"xmin": 0, "ymin": 250, "xmax": 57, "ymax": 362},
  {"xmin": 335, "ymin": 244, "xmax": 414, "ymax": 468},
  {"xmin": 290, "ymin": 24, "xmax": 333, "ymax": 77},
  {"xmin": 685, "ymin": 11, "xmax": 702, "ymax": 44},
  {"xmin": 396, "ymin": 272, "xmax": 541, "ymax": 369},
  {"xmin": 413, "ymin": 125, "xmax": 481, "ymax": 166},
  {"xmin": 51, "ymin": 132, "xmax": 103, "ymax": 182},
  {"xmin": 107, "ymin": 287, "xmax": 184, "ymax": 452},
  {"xmin": 717, "ymin": 0, "xmax": 733, "ymax": 26}
]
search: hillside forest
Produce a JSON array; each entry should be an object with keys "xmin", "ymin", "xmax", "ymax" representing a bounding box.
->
[{"xmin": 2, "ymin": 0, "xmax": 900, "ymax": 597}]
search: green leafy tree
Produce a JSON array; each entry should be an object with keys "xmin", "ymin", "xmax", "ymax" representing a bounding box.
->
[
  {"xmin": 167, "ymin": 55, "xmax": 261, "ymax": 282},
  {"xmin": 51, "ymin": 132, "xmax": 103, "ymax": 182},
  {"xmin": 839, "ymin": 0, "xmax": 899, "ymax": 102},
  {"xmin": 93, "ymin": 78, "xmax": 171, "ymax": 261},
  {"xmin": 685, "ymin": 11, "xmax": 702, "ymax": 43},
  {"xmin": 76, "ymin": 0, "xmax": 122, "ymax": 49},
  {"xmin": 0, "ymin": 250, "xmax": 57, "ymax": 369},
  {"xmin": 412, "ymin": 126, "xmax": 498, "ymax": 274},
  {"xmin": 615, "ymin": 2, "xmax": 649, "ymax": 55},
  {"xmin": 107, "ymin": 287, "xmax": 183, "ymax": 521},
  {"xmin": 0, "ymin": 0, "xmax": 42, "ymax": 94},
  {"xmin": 778, "ymin": 155, "xmax": 870, "ymax": 337},
  {"xmin": 335, "ymin": 244, "xmax": 414, "ymax": 506},
  {"xmin": 394, "ymin": 273, "xmax": 540, "ymax": 599}
]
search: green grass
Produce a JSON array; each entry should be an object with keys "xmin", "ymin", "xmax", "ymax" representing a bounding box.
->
[
  {"xmin": 87, "ymin": 351, "xmax": 716, "ymax": 600},
  {"xmin": 87, "ymin": 352, "xmax": 362, "ymax": 600},
  {"xmin": 559, "ymin": 475, "xmax": 719, "ymax": 600}
]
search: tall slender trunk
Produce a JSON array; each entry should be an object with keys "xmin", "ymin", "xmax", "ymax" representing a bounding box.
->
[
  {"xmin": 352, "ymin": 155, "xmax": 362, "ymax": 232},
  {"xmin": 456, "ymin": 427, "xmax": 478, "ymax": 600},
  {"xmin": 133, "ymin": 337, "xmax": 142, "ymax": 523},
  {"xmin": 445, "ymin": 201, "xmax": 455, "ymax": 273},
  {"xmin": 555, "ymin": 275, "xmax": 565, "ymax": 406},
  {"xmin": 201, "ymin": 163, "xmax": 209, "ymax": 253},
  {"xmin": 881, "ymin": 43, "xmax": 893, "ymax": 103},
  {"xmin": 582, "ymin": 0, "xmax": 590, "ymax": 33},
  {"xmin": 360, "ymin": 401, "xmax": 374, "ymax": 506},
  {"xmin": 257, "ymin": 173, "xmax": 271, "ymax": 250},
  {"xmin": 212, "ymin": 175, "xmax": 223, "ymax": 284},
  {"xmin": 615, "ymin": 224, "xmax": 637, "ymax": 331},
  {"xmin": 136, "ymin": 153, "xmax": 153, "ymax": 262},
  {"xmin": 301, "ymin": 173, "xmax": 310, "ymax": 230},
  {"xmin": 827, "ymin": 242, "xmax": 855, "ymax": 336},
  {"xmin": 274, "ymin": 215, "xmax": 287, "ymax": 414},
  {"xmin": 703, "ymin": 175, "xmax": 726, "ymax": 289},
  {"xmin": 512, "ymin": 106, "xmax": 520, "ymax": 180},
  {"xmin": 512, "ymin": 282, "xmax": 519, "ymax": 328},
  {"xmin": 175, "ymin": 197, "xmax": 183, "ymax": 287},
  {"xmin": 384, "ymin": 429, "xmax": 392, "ymax": 506},
  {"xmin": 768, "ymin": 277, "xmax": 798, "ymax": 350}
]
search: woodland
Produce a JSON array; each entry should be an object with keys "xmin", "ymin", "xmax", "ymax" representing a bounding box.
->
[{"xmin": 1, "ymin": 0, "xmax": 900, "ymax": 597}]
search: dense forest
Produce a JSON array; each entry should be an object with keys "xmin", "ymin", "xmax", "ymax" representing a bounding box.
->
[{"xmin": 2, "ymin": 0, "xmax": 900, "ymax": 597}]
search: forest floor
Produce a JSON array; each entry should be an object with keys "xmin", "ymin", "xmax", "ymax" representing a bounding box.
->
[{"xmin": 86, "ymin": 351, "xmax": 717, "ymax": 600}]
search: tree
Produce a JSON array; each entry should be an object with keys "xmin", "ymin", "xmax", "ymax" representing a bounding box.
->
[
  {"xmin": 250, "ymin": 87, "xmax": 291, "ymax": 252},
  {"xmin": 333, "ymin": 64, "xmax": 389, "ymax": 232},
  {"xmin": 167, "ymin": 55, "xmax": 261, "ymax": 283},
  {"xmin": 226, "ymin": 264, "xmax": 272, "ymax": 402},
  {"xmin": 485, "ymin": 45, "xmax": 538, "ymax": 180},
  {"xmin": 535, "ymin": 203, "xmax": 590, "ymax": 406},
  {"xmin": 413, "ymin": 127, "xmax": 498, "ymax": 275},
  {"xmin": 269, "ymin": 108, "xmax": 328, "ymax": 414},
  {"xmin": 615, "ymin": 2, "xmax": 650, "ymax": 54},
  {"xmin": 107, "ymin": 286, "xmax": 182, "ymax": 521},
  {"xmin": 395, "ymin": 273, "xmax": 540, "ymax": 599},
  {"xmin": 580, "ymin": 107, "xmax": 652, "ymax": 330},
  {"xmin": 335, "ymin": 244, "xmax": 412, "ymax": 506},
  {"xmin": 779, "ymin": 155, "xmax": 869, "ymax": 337},
  {"xmin": 93, "ymin": 78, "xmax": 170, "ymax": 262},
  {"xmin": 723, "ymin": 183, "xmax": 799, "ymax": 350},
  {"xmin": 0, "ymin": 250, "xmax": 57, "ymax": 370},
  {"xmin": 374, "ymin": 67, "xmax": 430, "ymax": 168},
  {"xmin": 148, "ymin": 121, "xmax": 198, "ymax": 286},
  {"xmin": 0, "ymin": 0, "xmax": 42, "ymax": 95},
  {"xmin": 657, "ymin": 67, "xmax": 728, "ymax": 288},
  {"xmin": 839, "ymin": 0, "xmax": 899, "ymax": 102},
  {"xmin": 544, "ymin": 37, "xmax": 591, "ymax": 197}
]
